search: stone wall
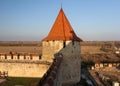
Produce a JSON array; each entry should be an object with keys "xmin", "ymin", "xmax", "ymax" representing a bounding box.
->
[
  {"xmin": 42, "ymin": 40, "xmax": 63, "ymax": 62},
  {"xmin": 0, "ymin": 54, "xmax": 41, "ymax": 61},
  {"xmin": 42, "ymin": 40, "xmax": 81, "ymax": 85},
  {"xmin": 0, "ymin": 60, "xmax": 51, "ymax": 78},
  {"xmin": 94, "ymin": 62, "xmax": 120, "ymax": 69},
  {"xmin": 60, "ymin": 41, "xmax": 81, "ymax": 85}
]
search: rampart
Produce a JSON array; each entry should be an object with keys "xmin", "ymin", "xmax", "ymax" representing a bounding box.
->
[
  {"xmin": 91, "ymin": 62, "xmax": 120, "ymax": 69},
  {"xmin": 0, "ymin": 53, "xmax": 52, "ymax": 78},
  {"xmin": 0, "ymin": 53, "xmax": 41, "ymax": 61}
]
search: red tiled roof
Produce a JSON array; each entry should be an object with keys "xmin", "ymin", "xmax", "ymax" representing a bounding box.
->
[
  {"xmin": 0, "ymin": 54, "xmax": 5, "ymax": 56},
  {"xmin": 26, "ymin": 54, "xmax": 31, "ymax": 56},
  {"xmin": 32, "ymin": 54, "xmax": 39, "ymax": 57},
  {"xmin": 6, "ymin": 54, "xmax": 12, "ymax": 56},
  {"xmin": 13, "ymin": 54, "xmax": 18, "ymax": 56},
  {"xmin": 42, "ymin": 8, "xmax": 82, "ymax": 41},
  {"xmin": 19, "ymin": 54, "xmax": 24, "ymax": 56}
]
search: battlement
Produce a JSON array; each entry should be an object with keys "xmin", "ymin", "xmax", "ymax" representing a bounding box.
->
[
  {"xmin": 90, "ymin": 62, "xmax": 120, "ymax": 70},
  {"xmin": 0, "ymin": 53, "xmax": 41, "ymax": 61},
  {"xmin": 0, "ymin": 58, "xmax": 51, "ymax": 78}
]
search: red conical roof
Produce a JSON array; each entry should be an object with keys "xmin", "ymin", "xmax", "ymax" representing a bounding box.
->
[{"xmin": 42, "ymin": 8, "xmax": 82, "ymax": 41}]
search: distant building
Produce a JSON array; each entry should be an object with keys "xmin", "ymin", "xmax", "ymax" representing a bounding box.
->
[
  {"xmin": 114, "ymin": 46, "xmax": 120, "ymax": 54},
  {"xmin": 112, "ymin": 81, "xmax": 120, "ymax": 86},
  {"xmin": 101, "ymin": 43, "xmax": 113, "ymax": 52}
]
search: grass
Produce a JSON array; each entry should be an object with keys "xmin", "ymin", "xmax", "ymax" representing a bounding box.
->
[{"xmin": 1, "ymin": 77, "xmax": 40, "ymax": 86}]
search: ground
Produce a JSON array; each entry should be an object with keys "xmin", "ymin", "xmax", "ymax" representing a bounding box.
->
[
  {"xmin": 0, "ymin": 46, "xmax": 41, "ymax": 54},
  {"xmin": 1, "ymin": 77, "xmax": 40, "ymax": 86}
]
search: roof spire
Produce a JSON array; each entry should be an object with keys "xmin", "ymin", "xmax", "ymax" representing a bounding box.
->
[
  {"xmin": 42, "ymin": 8, "xmax": 82, "ymax": 41},
  {"xmin": 61, "ymin": 3, "xmax": 62, "ymax": 9}
]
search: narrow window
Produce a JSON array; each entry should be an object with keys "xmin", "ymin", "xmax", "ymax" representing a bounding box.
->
[
  {"xmin": 18, "ymin": 55, "xmax": 19, "ymax": 59},
  {"xmin": 39, "ymin": 55, "xmax": 41, "ymax": 60},
  {"xmin": 63, "ymin": 41, "xmax": 66, "ymax": 48},
  {"xmin": 11, "ymin": 55, "xmax": 13, "ymax": 59},
  {"xmin": 5, "ymin": 55, "xmax": 7, "ymax": 59},
  {"xmin": 24, "ymin": 56, "xmax": 26, "ymax": 60},
  {"xmin": 72, "ymin": 40, "xmax": 74, "ymax": 45},
  {"xmin": 39, "ymin": 56, "xmax": 40, "ymax": 60}
]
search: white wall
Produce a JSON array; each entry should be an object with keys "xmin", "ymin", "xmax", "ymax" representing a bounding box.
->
[{"xmin": 0, "ymin": 61, "xmax": 51, "ymax": 78}]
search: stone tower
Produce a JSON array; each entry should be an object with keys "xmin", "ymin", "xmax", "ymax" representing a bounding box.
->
[{"xmin": 42, "ymin": 8, "xmax": 82, "ymax": 85}]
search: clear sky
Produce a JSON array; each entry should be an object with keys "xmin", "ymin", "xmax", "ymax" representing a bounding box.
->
[{"xmin": 0, "ymin": 0, "xmax": 120, "ymax": 41}]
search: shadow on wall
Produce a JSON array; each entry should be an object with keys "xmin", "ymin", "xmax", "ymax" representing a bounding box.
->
[
  {"xmin": 40, "ymin": 40, "xmax": 81, "ymax": 86},
  {"xmin": 38, "ymin": 55, "xmax": 63, "ymax": 86}
]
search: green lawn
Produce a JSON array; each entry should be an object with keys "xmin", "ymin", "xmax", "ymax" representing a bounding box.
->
[{"xmin": 1, "ymin": 77, "xmax": 40, "ymax": 86}]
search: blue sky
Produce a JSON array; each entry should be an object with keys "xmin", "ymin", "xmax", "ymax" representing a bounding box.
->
[{"xmin": 0, "ymin": 0, "xmax": 120, "ymax": 41}]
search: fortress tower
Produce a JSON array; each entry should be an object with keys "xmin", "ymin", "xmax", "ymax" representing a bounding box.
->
[{"xmin": 42, "ymin": 8, "xmax": 82, "ymax": 85}]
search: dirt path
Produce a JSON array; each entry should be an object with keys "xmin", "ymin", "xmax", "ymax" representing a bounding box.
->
[{"xmin": 0, "ymin": 79, "xmax": 6, "ymax": 84}]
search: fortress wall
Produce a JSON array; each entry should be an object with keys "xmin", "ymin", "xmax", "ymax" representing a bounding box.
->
[
  {"xmin": 42, "ymin": 40, "xmax": 81, "ymax": 85},
  {"xmin": 32, "ymin": 54, "xmax": 40, "ymax": 60},
  {"xmin": 19, "ymin": 54, "xmax": 24, "ymax": 60},
  {"xmin": 25, "ymin": 54, "xmax": 31, "ymax": 60},
  {"xmin": 42, "ymin": 41, "xmax": 63, "ymax": 62},
  {"xmin": 0, "ymin": 54, "xmax": 5, "ymax": 59},
  {"xmin": 0, "ymin": 61, "xmax": 51, "ymax": 78},
  {"xmin": 13, "ymin": 54, "xmax": 18, "ymax": 60},
  {"xmin": 60, "ymin": 41, "xmax": 81, "ymax": 85},
  {"xmin": 0, "ymin": 54, "xmax": 41, "ymax": 61},
  {"xmin": 6, "ymin": 54, "xmax": 11, "ymax": 60}
]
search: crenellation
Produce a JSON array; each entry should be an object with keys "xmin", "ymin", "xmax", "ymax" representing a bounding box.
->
[
  {"xmin": 6, "ymin": 54, "xmax": 12, "ymax": 60},
  {"xmin": 0, "ymin": 61, "xmax": 51, "ymax": 78},
  {"xmin": 0, "ymin": 53, "xmax": 41, "ymax": 61},
  {"xmin": 0, "ymin": 54, "xmax": 6, "ymax": 60},
  {"xmin": 93, "ymin": 62, "xmax": 120, "ymax": 69},
  {"xmin": 13, "ymin": 54, "xmax": 18, "ymax": 60},
  {"xmin": 32, "ymin": 54, "xmax": 40, "ymax": 60},
  {"xmin": 25, "ymin": 54, "xmax": 31, "ymax": 60},
  {"xmin": 19, "ymin": 54, "xmax": 25, "ymax": 60}
]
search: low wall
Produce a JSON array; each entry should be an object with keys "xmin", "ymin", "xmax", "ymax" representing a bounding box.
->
[
  {"xmin": 0, "ymin": 53, "xmax": 41, "ymax": 61},
  {"xmin": 94, "ymin": 63, "xmax": 120, "ymax": 68},
  {"xmin": 0, "ymin": 60, "xmax": 51, "ymax": 78}
]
